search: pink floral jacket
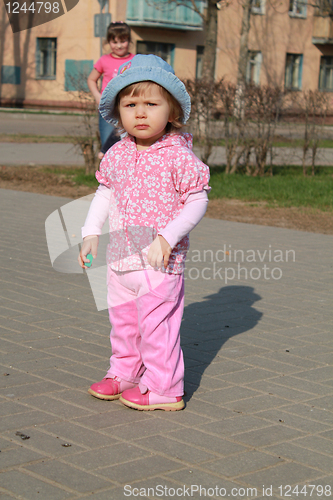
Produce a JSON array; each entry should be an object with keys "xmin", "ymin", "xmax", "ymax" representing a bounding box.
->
[{"xmin": 96, "ymin": 133, "xmax": 210, "ymax": 274}]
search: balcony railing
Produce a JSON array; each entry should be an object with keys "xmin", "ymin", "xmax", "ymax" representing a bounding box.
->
[
  {"xmin": 313, "ymin": 16, "xmax": 333, "ymax": 44},
  {"xmin": 126, "ymin": 0, "xmax": 204, "ymax": 30}
]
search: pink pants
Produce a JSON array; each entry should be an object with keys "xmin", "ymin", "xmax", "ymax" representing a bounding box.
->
[{"xmin": 105, "ymin": 267, "xmax": 185, "ymax": 397}]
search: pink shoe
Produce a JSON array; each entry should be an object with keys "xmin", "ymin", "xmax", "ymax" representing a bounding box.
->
[
  {"xmin": 119, "ymin": 386, "xmax": 185, "ymax": 411},
  {"xmin": 88, "ymin": 377, "xmax": 136, "ymax": 400}
]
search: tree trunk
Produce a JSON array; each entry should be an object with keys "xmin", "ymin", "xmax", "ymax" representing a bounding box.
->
[
  {"xmin": 237, "ymin": 0, "xmax": 252, "ymax": 86},
  {"xmin": 201, "ymin": 0, "xmax": 218, "ymax": 81}
]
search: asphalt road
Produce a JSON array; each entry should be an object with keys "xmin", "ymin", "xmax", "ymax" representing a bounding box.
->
[{"xmin": 1, "ymin": 109, "xmax": 333, "ymax": 167}]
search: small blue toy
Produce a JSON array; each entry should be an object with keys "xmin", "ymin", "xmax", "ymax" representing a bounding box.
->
[{"xmin": 85, "ymin": 253, "xmax": 93, "ymax": 268}]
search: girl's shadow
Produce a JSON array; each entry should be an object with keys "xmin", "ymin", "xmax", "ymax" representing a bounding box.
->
[{"xmin": 180, "ymin": 285, "xmax": 263, "ymax": 401}]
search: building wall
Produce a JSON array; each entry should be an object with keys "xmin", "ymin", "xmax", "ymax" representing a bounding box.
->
[{"xmin": 0, "ymin": 0, "xmax": 332, "ymax": 109}]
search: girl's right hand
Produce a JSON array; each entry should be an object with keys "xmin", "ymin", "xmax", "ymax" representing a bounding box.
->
[{"xmin": 78, "ymin": 235, "xmax": 99, "ymax": 268}]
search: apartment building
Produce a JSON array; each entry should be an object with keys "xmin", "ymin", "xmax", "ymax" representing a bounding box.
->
[{"xmin": 0, "ymin": 0, "xmax": 332, "ymax": 109}]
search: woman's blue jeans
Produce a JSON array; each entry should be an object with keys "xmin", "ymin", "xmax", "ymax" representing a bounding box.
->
[{"xmin": 99, "ymin": 112, "xmax": 116, "ymax": 151}]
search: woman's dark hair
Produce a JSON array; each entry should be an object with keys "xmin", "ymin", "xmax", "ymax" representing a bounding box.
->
[{"xmin": 106, "ymin": 22, "xmax": 131, "ymax": 44}]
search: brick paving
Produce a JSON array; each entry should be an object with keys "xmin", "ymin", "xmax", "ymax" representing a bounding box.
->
[{"xmin": 0, "ymin": 188, "xmax": 332, "ymax": 500}]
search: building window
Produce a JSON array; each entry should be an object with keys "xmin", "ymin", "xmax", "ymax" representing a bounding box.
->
[
  {"xmin": 136, "ymin": 41, "xmax": 175, "ymax": 67},
  {"xmin": 319, "ymin": 56, "xmax": 333, "ymax": 91},
  {"xmin": 315, "ymin": 0, "xmax": 333, "ymax": 15},
  {"xmin": 251, "ymin": 0, "xmax": 265, "ymax": 14},
  {"xmin": 64, "ymin": 60, "xmax": 94, "ymax": 91},
  {"xmin": 196, "ymin": 46, "xmax": 204, "ymax": 79},
  {"xmin": 285, "ymin": 53, "xmax": 303, "ymax": 90},
  {"xmin": 289, "ymin": 0, "xmax": 307, "ymax": 18},
  {"xmin": 36, "ymin": 38, "xmax": 57, "ymax": 79},
  {"xmin": 1, "ymin": 65, "xmax": 21, "ymax": 84},
  {"xmin": 246, "ymin": 51, "xmax": 262, "ymax": 84}
]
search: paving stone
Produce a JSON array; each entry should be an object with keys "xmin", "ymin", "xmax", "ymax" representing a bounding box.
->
[
  {"xmin": 134, "ymin": 434, "xmax": 216, "ymax": 464},
  {"xmin": 102, "ymin": 415, "xmax": 184, "ymax": 441},
  {"xmin": 199, "ymin": 415, "xmax": 272, "ymax": 437},
  {"xmin": 264, "ymin": 375, "xmax": 333, "ymax": 396},
  {"xmin": 255, "ymin": 408, "xmax": 332, "ymax": 434},
  {"xmin": 18, "ymin": 395, "xmax": 96, "ymax": 420},
  {"xmin": 303, "ymin": 395, "xmax": 333, "ymax": 411},
  {"xmin": 41, "ymin": 369, "xmax": 92, "ymax": 388},
  {"xmin": 204, "ymin": 450, "xmax": 284, "ymax": 477},
  {"xmin": 291, "ymin": 435, "xmax": 333, "ymax": 456},
  {"xmin": 217, "ymin": 367, "xmax": 278, "ymax": 384},
  {"xmin": 185, "ymin": 371, "xmax": 231, "ymax": 391},
  {"xmin": 239, "ymin": 462, "xmax": 322, "ymax": 489},
  {"xmin": 149, "ymin": 408, "xmax": 214, "ymax": 427},
  {"xmin": 262, "ymin": 352, "xmax": 325, "ymax": 370},
  {"xmin": 95, "ymin": 477, "xmax": 187, "ymax": 500},
  {"xmin": 319, "ymin": 429, "xmax": 333, "ymax": 441},
  {"xmin": 166, "ymin": 467, "xmax": 255, "ymax": 499},
  {"xmin": 42, "ymin": 346, "xmax": 104, "ymax": 365},
  {"xmin": 0, "ymin": 436, "xmax": 18, "ymax": 451},
  {"xmin": 265, "ymin": 442, "xmax": 333, "ymax": 474},
  {"xmin": 3, "ymin": 427, "xmax": 87, "ymax": 457},
  {"xmin": 237, "ymin": 354, "xmax": 303, "ymax": 375},
  {"xmin": 232, "ymin": 424, "xmax": 306, "ymax": 448},
  {"xmin": 284, "ymin": 366, "xmax": 333, "ymax": 382},
  {"xmin": 168, "ymin": 427, "xmax": 249, "ymax": 456},
  {"xmin": 74, "ymin": 487, "xmax": 120, "ymax": 500},
  {"xmin": 62, "ymin": 442, "xmax": 151, "ymax": 470},
  {"xmin": 0, "ymin": 400, "xmax": 32, "ymax": 417},
  {"xmin": 249, "ymin": 380, "xmax": 318, "ymax": 403},
  {"xmin": 11, "ymin": 357, "xmax": 76, "ymax": 373},
  {"xmin": 76, "ymin": 406, "xmax": 152, "ymax": 431},
  {"xmin": 24, "ymin": 459, "xmax": 114, "ymax": 493},
  {"xmin": 99, "ymin": 454, "xmax": 183, "ymax": 483},
  {"xmin": 184, "ymin": 397, "xmax": 236, "ymax": 420},
  {"xmin": 280, "ymin": 403, "xmax": 333, "ymax": 425},
  {"xmin": 0, "ymin": 446, "xmax": 44, "ymax": 469},
  {"xmin": 224, "ymin": 394, "xmax": 290, "ymax": 414},
  {"xmin": 0, "ymin": 410, "xmax": 58, "ymax": 432},
  {"xmin": 0, "ymin": 380, "xmax": 65, "ymax": 399},
  {"xmin": 0, "ymin": 469, "xmax": 72, "ymax": 499}
]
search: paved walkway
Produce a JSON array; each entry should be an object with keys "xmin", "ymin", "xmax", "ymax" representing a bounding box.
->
[
  {"xmin": 1, "ymin": 109, "xmax": 333, "ymax": 167},
  {"xmin": 0, "ymin": 188, "xmax": 332, "ymax": 499}
]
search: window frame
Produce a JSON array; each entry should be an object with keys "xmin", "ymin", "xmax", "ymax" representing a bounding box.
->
[
  {"xmin": 1, "ymin": 65, "xmax": 21, "ymax": 85},
  {"xmin": 251, "ymin": 0, "xmax": 265, "ymax": 15},
  {"xmin": 319, "ymin": 55, "xmax": 333, "ymax": 92},
  {"xmin": 285, "ymin": 53, "xmax": 303, "ymax": 91},
  {"xmin": 35, "ymin": 38, "xmax": 57, "ymax": 80},
  {"xmin": 196, "ymin": 45, "xmax": 205, "ymax": 80},
  {"xmin": 136, "ymin": 41, "xmax": 175, "ymax": 68},
  {"xmin": 289, "ymin": 0, "xmax": 307, "ymax": 18},
  {"xmin": 246, "ymin": 51, "xmax": 262, "ymax": 85}
]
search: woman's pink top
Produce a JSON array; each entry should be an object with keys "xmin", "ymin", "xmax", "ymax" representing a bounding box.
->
[{"xmin": 94, "ymin": 53, "xmax": 134, "ymax": 92}]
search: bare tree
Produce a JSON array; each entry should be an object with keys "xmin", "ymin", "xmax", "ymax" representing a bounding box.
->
[
  {"xmin": 185, "ymin": 78, "xmax": 223, "ymax": 163},
  {"xmin": 0, "ymin": 5, "xmax": 33, "ymax": 106},
  {"xmin": 67, "ymin": 73, "xmax": 100, "ymax": 174},
  {"xmin": 244, "ymin": 84, "xmax": 286, "ymax": 176},
  {"xmin": 237, "ymin": 0, "xmax": 252, "ymax": 86},
  {"xmin": 146, "ymin": 0, "xmax": 220, "ymax": 81},
  {"xmin": 295, "ymin": 90, "xmax": 330, "ymax": 176}
]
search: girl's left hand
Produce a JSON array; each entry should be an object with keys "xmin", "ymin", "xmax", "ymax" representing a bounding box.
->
[{"xmin": 148, "ymin": 235, "xmax": 172, "ymax": 269}]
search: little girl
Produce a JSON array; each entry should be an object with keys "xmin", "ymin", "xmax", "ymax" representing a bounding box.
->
[
  {"xmin": 87, "ymin": 21, "xmax": 134, "ymax": 158},
  {"xmin": 79, "ymin": 54, "xmax": 210, "ymax": 411}
]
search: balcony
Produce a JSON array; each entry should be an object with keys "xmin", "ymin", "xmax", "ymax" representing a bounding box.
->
[
  {"xmin": 126, "ymin": 0, "xmax": 204, "ymax": 31},
  {"xmin": 312, "ymin": 11, "xmax": 333, "ymax": 44}
]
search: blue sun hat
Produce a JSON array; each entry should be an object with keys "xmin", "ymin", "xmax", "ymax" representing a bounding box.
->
[{"xmin": 99, "ymin": 54, "xmax": 191, "ymax": 125}]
